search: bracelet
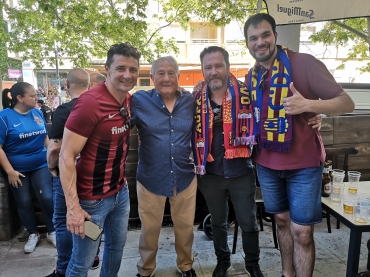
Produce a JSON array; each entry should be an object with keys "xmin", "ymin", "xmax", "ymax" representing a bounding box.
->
[{"xmin": 48, "ymin": 167, "xmax": 56, "ymax": 171}]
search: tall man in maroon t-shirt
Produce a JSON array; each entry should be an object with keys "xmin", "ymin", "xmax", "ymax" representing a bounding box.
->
[
  {"xmin": 59, "ymin": 42, "xmax": 140, "ymax": 277},
  {"xmin": 244, "ymin": 14, "xmax": 354, "ymax": 277}
]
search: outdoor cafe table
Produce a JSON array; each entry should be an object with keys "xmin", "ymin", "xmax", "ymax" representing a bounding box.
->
[{"xmin": 322, "ymin": 181, "xmax": 370, "ymax": 277}]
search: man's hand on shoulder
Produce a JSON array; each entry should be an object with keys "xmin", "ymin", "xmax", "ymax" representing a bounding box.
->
[
  {"xmin": 193, "ymin": 80, "xmax": 205, "ymax": 92},
  {"xmin": 282, "ymin": 82, "xmax": 310, "ymax": 115}
]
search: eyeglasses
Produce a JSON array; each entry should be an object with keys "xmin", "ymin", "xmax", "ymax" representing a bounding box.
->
[
  {"xmin": 213, "ymin": 105, "xmax": 222, "ymax": 125},
  {"xmin": 120, "ymin": 106, "xmax": 131, "ymax": 125},
  {"xmin": 258, "ymin": 69, "xmax": 269, "ymax": 91}
]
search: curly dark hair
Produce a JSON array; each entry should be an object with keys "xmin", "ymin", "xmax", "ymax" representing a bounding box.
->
[
  {"xmin": 105, "ymin": 42, "xmax": 141, "ymax": 68},
  {"xmin": 244, "ymin": 13, "xmax": 277, "ymax": 42}
]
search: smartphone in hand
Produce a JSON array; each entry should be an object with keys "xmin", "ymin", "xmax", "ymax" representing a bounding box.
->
[{"xmin": 84, "ymin": 221, "xmax": 103, "ymax": 241}]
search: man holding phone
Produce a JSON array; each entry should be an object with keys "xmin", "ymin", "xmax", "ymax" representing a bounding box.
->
[
  {"xmin": 59, "ymin": 43, "xmax": 140, "ymax": 277},
  {"xmin": 46, "ymin": 68, "xmax": 91, "ymax": 277}
]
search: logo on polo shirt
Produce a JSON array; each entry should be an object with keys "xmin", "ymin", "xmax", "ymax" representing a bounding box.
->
[{"xmin": 111, "ymin": 125, "xmax": 129, "ymax": 135}]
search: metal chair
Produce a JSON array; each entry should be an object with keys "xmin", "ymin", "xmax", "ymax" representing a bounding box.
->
[{"xmin": 323, "ymin": 147, "xmax": 358, "ymax": 233}]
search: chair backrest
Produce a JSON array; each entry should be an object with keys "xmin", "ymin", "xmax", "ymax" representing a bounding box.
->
[{"xmin": 325, "ymin": 147, "xmax": 358, "ymax": 181}]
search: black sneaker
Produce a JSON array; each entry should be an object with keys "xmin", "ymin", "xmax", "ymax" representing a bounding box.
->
[
  {"xmin": 245, "ymin": 264, "xmax": 264, "ymax": 277},
  {"xmin": 45, "ymin": 269, "xmax": 65, "ymax": 277},
  {"xmin": 178, "ymin": 268, "xmax": 197, "ymax": 277},
  {"xmin": 136, "ymin": 272, "xmax": 155, "ymax": 277},
  {"xmin": 90, "ymin": 255, "xmax": 100, "ymax": 270},
  {"xmin": 213, "ymin": 259, "xmax": 231, "ymax": 277}
]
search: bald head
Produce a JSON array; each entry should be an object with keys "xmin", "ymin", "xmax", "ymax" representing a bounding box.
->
[
  {"xmin": 67, "ymin": 68, "xmax": 90, "ymax": 98},
  {"xmin": 89, "ymin": 73, "xmax": 106, "ymax": 89}
]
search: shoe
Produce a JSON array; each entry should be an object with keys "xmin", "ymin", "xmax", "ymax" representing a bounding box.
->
[
  {"xmin": 213, "ymin": 259, "xmax": 231, "ymax": 277},
  {"xmin": 245, "ymin": 264, "xmax": 264, "ymax": 277},
  {"xmin": 91, "ymin": 255, "xmax": 100, "ymax": 270},
  {"xmin": 24, "ymin": 233, "xmax": 40, "ymax": 253},
  {"xmin": 46, "ymin": 231, "xmax": 57, "ymax": 248},
  {"xmin": 45, "ymin": 269, "xmax": 65, "ymax": 277},
  {"xmin": 136, "ymin": 269, "xmax": 155, "ymax": 277},
  {"xmin": 177, "ymin": 267, "xmax": 197, "ymax": 277}
]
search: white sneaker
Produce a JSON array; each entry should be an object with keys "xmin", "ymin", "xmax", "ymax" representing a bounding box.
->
[
  {"xmin": 46, "ymin": 231, "xmax": 57, "ymax": 248},
  {"xmin": 24, "ymin": 233, "xmax": 40, "ymax": 253}
]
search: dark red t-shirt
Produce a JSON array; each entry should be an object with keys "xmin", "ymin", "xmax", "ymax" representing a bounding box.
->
[
  {"xmin": 65, "ymin": 82, "xmax": 131, "ymax": 200},
  {"xmin": 249, "ymin": 50, "xmax": 343, "ymax": 170}
]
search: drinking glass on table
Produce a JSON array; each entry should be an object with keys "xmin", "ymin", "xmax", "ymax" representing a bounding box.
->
[
  {"xmin": 331, "ymin": 169, "xmax": 345, "ymax": 203},
  {"xmin": 348, "ymin": 171, "xmax": 361, "ymax": 194}
]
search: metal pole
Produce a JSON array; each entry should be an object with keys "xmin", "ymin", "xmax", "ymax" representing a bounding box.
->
[
  {"xmin": 367, "ymin": 17, "xmax": 370, "ymax": 56},
  {"xmin": 54, "ymin": 40, "xmax": 60, "ymax": 94}
]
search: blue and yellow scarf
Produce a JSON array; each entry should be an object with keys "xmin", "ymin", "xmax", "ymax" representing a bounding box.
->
[{"xmin": 248, "ymin": 45, "xmax": 293, "ymax": 152}]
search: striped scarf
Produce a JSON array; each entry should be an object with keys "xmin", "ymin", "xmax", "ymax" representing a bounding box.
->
[
  {"xmin": 248, "ymin": 45, "xmax": 293, "ymax": 152},
  {"xmin": 192, "ymin": 73, "xmax": 256, "ymax": 175}
]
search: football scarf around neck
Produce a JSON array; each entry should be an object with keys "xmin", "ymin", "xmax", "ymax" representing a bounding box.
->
[
  {"xmin": 192, "ymin": 72, "xmax": 256, "ymax": 175},
  {"xmin": 248, "ymin": 45, "xmax": 293, "ymax": 152}
]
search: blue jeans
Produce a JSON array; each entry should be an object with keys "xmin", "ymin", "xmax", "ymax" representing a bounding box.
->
[
  {"xmin": 256, "ymin": 164, "xmax": 324, "ymax": 225},
  {"xmin": 7, "ymin": 166, "xmax": 54, "ymax": 234},
  {"xmin": 197, "ymin": 172, "xmax": 260, "ymax": 266},
  {"xmin": 66, "ymin": 185, "xmax": 130, "ymax": 277},
  {"xmin": 53, "ymin": 176, "xmax": 73, "ymax": 275},
  {"xmin": 53, "ymin": 176, "xmax": 102, "ymax": 274}
]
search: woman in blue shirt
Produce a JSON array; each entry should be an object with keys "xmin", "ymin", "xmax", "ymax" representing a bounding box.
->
[{"xmin": 0, "ymin": 82, "xmax": 55, "ymax": 253}]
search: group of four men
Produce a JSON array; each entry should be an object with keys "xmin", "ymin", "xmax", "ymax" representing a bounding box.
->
[{"xmin": 47, "ymin": 13, "xmax": 354, "ymax": 277}]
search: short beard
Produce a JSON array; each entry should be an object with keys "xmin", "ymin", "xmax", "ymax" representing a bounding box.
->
[
  {"xmin": 207, "ymin": 78, "xmax": 226, "ymax": 90},
  {"xmin": 254, "ymin": 45, "xmax": 276, "ymax": 63}
]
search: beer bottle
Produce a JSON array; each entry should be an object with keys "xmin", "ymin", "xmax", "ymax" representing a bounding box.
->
[
  {"xmin": 322, "ymin": 161, "xmax": 331, "ymax": 197},
  {"xmin": 328, "ymin": 160, "xmax": 333, "ymax": 185}
]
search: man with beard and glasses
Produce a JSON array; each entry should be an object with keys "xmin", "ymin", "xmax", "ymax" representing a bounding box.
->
[
  {"xmin": 244, "ymin": 13, "xmax": 354, "ymax": 277},
  {"xmin": 59, "ymin": 42, "xmax": 139, "ymax": 277},
  {"xmin": 192, "ymin": 46, "xmax": 264, "ymax": 277}
]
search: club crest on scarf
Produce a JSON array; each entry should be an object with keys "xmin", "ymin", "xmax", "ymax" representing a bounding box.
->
[
  {"xmin": 248, "ymin": 45, "xmax": 293, "ymax": 152},
  {"xmin": 192, "ymin": 73, "xmax": 256, "ymax": 175}
]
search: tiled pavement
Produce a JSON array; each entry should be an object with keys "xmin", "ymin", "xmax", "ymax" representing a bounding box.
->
[{"xmin": 0, "ymin": 219, "xmax": 369, "ymax": 277}]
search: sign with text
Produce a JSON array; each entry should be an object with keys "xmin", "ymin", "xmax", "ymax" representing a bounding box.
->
[
  {"xmin": 8, "ymin": 69, "xmax": 23, "ymax": 79},
  {"xmin": 264, "ymin": 0, "xmax": 370, "ymax": 25}
]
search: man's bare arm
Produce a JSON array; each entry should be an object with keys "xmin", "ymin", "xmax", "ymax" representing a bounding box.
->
[
  {"xmin": 59, "ymin": 128, "xmax": 91, "ymax": 238},
  {"xmin": 283, "ymin": 83, "xmax": 355, "ymax": 116},
  {"xmin": 47, "ymin": 139, "xmax": 62, "ymax": 176}
]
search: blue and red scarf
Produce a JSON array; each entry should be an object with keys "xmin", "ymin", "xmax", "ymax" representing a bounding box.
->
[{"xmin": 192, "ymin": 73, "xmax": 256, "ymax": 175}]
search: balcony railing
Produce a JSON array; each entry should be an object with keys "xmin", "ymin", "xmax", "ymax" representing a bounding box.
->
[{"xmin": 191, "ymin": 39, "xmax": 218, "ymax": 44}]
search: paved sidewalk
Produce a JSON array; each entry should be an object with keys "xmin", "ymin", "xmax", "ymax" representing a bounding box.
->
[{"xmin": 0, "ymin": 220, "xmax": 369, "ymax": 276}]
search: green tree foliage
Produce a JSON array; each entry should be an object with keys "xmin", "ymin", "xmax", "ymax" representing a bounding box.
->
[
  {"xmin": 4, "ymin": 0, "xmax": 259, "ymax": 69},
  {"xmin": 309, "ymin": 18, "xmax": 370, "ymax": 72},
  {"xmin": 0, "ymin": 10, "xmax": 22, "ymax": 81}
]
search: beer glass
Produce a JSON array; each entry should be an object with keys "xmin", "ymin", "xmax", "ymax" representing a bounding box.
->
[
  {"xmin": 331, "ymin": 169, "xmax": 345, "ymax": 203},
  {"xmin": 348, "ymin": 171, "xmax": 361, "ymax": 194}
]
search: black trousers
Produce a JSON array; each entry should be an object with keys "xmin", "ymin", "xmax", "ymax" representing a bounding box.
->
[{"xmin": 197, "ymin": 172, "xmax": 260, "ymax": 266}]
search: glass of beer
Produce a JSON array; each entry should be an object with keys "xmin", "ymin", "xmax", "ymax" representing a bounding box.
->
[
  {"xmin": 343, "ymin": 193, "xmax": 359, "ymax": 214},
  {"xmin": 348, "ymin": 171, "xmax": 361, "ymax": 194},
  {"xmin": 354, "ymin": 205, "xmax": 370, "ymax": 224}
]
